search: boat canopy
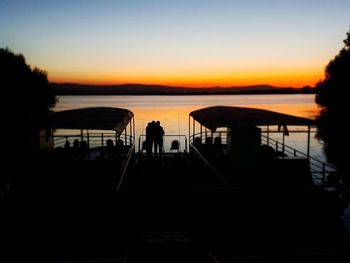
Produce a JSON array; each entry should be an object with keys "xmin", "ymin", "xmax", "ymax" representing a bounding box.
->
[
  {"xmin": 48, "ymin": 107, "xmax": 134, "ymax": 135},
  {"xmin": 190, "ymin": 106, "xmax": 315, "ymax": 131}
]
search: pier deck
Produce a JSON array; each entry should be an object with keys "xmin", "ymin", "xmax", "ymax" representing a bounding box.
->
[{"xmin": 1, "ymin": 152, "xmax": 349, "ymax": 262}]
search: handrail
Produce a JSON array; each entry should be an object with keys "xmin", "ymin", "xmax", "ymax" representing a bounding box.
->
[
  {"xmin": 190, "ymin": 143, "xmax": 232, "ymax": 189},
  {"xmin": 261, "ymin": 134, "xmax": 334, "ymax": 168},
  {"xmin": 260, "ymin": 134, "xmax": 336, "ymax": 184},
  {"xmin": 116, "ymin": 143, "xmax": 135, "ymax": 192}
]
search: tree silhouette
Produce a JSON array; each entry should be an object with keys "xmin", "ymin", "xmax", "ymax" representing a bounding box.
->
[
  {"xmin": 0, "ymin": 48, "xmax": 57, "ymax": 194},
  {"xmin": 0, "ymin": 47, "xmax": 56, "ymax": 122},
  {"xmin": 315, "ymin": 30, "xmax": 350, "ymax": 186}
]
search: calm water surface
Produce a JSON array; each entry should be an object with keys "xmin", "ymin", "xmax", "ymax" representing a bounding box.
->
[{"xmin": 54, "ymin": 94, "xmax": 326, "ymax": 162}]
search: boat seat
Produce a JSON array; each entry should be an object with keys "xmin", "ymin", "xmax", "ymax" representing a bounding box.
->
[
  {"xmin": 142, "ymin": 140, "xmax": 148, "ymax": 153},
  {"xmin": 170, "ymin": 140, "xmax": 180, "ymax": 152}
]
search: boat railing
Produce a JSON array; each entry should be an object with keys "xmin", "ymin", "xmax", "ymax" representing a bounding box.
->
[
  {"xmin": 138, "ymin": 134, "xmax": 188, "ymax": 153},
  {"xmin": 51, "ymin": 132, "xmax": 135, "ymax": 150},
  {"xmin": 189, "ymin": 131, "xmax": 336, "ymax": 186},
  {"xmin": 261, "ymin": 134, "xmax": 336, "ymax": 185},
  {"xmin": 40, "ymin": 132, "xmax": 135, "ymax": 163}
]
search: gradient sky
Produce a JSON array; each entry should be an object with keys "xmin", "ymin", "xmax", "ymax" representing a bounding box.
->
[{"xmin": 1, "ymin": 0, "xmax": 349, "ymax": 87}]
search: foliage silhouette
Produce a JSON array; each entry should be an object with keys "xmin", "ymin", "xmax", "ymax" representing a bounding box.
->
[
  {"xmin": 0, "ymin": 47, "xmax": 56, "ymax": 123},
  {"xmin": 0, "ymin": 48, "xmax": 56, "ymax": 194},
  {"xmin": 315, "ymin": 30, "xmax": 350, "ymax": 186}
]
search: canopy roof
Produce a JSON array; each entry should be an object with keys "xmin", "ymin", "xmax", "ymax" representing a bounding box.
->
[
  {"xmin": 190, "ymin": 106, "xmax": 315, "ymax": 131},
  {"xmin": 48, "ymin": 107, "xmax": 133, "ymax": 134}
]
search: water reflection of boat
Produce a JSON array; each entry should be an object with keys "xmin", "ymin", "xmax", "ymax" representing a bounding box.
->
[{"xmin": 2, "ymin": 106, "xmax": 349, "ymax": 262}]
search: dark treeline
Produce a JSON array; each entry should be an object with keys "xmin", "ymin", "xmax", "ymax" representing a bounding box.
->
[
  {"xmin": 316, "ymin": 30, "xmax": 350, "ymax": 188},
  {"xmin": 0, "ymin": 48, "xmax": 56, "ymax": 122},
  {"xmin": 0, "ymin": 47, "xmax": 56, "ymax": 194},
  {"xmin": 51, "ymin": 82, "xmax": 315, "ymax": 95}
]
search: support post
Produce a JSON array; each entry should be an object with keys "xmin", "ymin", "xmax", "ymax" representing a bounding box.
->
[
  {"xmin": 130, "ymin": 122, "xmax": 132, "ymax": 145},
  {"xmin": 193, "ymin": 118, "xmax": 195, "ymax": 138},
  {"xmin": 322, "ymin": 163, "xmax": 326, "ymax": 183},
  {"xmin": 188, "ymin": 116, "xmax": 191, "ymax": 145},
  {"xmin": 87, "ymin": 130, "xmax": 90, "ymax": 160},
  {"xmin": 133, "ymin": 117, "xmax": 135, "ymax": 147},
  {"xmin": 87, "ymin": 130, "xmax": 90, "ymax": 148},
  {"xmin": 307, "ymin": 125, "xmax": 311, "ymax": 158}
]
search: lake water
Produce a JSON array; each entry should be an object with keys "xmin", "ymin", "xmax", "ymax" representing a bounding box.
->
[{"xmin": 54, "ymin": 94, "xmax": 326, "ymax": 162}]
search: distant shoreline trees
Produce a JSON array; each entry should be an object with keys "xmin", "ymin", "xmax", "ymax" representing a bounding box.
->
[{"xmin": 315, "ymin": 30, "xmax": 350, "ymax": 187}]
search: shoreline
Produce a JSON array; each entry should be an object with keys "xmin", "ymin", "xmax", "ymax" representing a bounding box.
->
[{"xmin": 54, "ymin": 90, "xmax": 316, "ymax": 96}]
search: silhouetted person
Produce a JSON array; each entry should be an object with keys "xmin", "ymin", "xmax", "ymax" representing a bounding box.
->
[
  {"xmin": 72, "ymin": 139, "xmax": 80, "ymax": 159},
  {"xmin": 213, "ymin": 136, "xmax": 223, "ymax": 159},
  {"xmin": 258, "ymin": 144, "xmax": 275, "ymax": 160},
  {"xmin": 193, "ymin": 137, "xmax": 202, "ymax": 148},
  {"xmin": 145, "ymin": 121, "xmax": 155, "ymax": 158},
  {"xmin": 69, "ymin": 139, "xmax": 80, "ymax": 159},
  {"xmin": 116, "ymin": 139, "xmax": 124, "ymax": 152},
  {"xmin": 106, "ymin": 139, "xmax": 113, "ymax": 148},
  {"xmin": 63, "ymin": 139, "xmax": 71, "ymax": 156},
  {"xmin": 80, "ymin": 140, "xmax": 88, "ymax": 151},
  {"xmin": 204, "ymin": 137, "xmax": 213, "ymax": 157},
  {"xmin": 105, "ymin": 139, "xmax": 114, "ymax": 157},
  {"xmin": 73, "ymin": 139, "xmax": 80, "ymax": 150},
  {"xmin": 64, "ymin": 140, "xmax": 70, "ymax": 149},
  {"xmin": 154, "ymin": 121, "xmax": 165, "ymax": 158},
  {"xmin": 170, "ymin": 140, "xmax": 180, "ymax": 152}
]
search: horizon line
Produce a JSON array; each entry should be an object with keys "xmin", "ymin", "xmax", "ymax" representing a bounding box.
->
[{"xmin": 50, "ymin": 82, "xmax": 314, "ymax": 89}]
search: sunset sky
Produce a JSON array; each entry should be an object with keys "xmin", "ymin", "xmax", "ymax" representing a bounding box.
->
[{"xmin": 1, "ymin": 0, "xmax": 349, "ymax": 87}]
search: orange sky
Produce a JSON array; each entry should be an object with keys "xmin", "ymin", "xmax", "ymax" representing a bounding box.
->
[
  {"xmin": 4, "ymin": 1, "xmax": 347, "ymax": 88},
  {"xmin": 49, "ymin": 67, "xmax": 324, "ymax": 88}
]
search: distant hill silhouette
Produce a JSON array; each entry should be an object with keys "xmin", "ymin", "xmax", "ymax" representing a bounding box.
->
[{"xmin": 51, "ymin": 83, "xmax": 315, "ymax": 95}]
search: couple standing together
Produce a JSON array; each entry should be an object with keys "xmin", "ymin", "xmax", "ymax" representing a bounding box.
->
[{"xmin": 146, "ymin": 121, "xmax": 165, "ymax": 158}]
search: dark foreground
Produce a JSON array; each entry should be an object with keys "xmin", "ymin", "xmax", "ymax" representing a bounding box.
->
[{"xmin": 1, "ymin": 153, "xmax": 349, "ymax": 262}]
